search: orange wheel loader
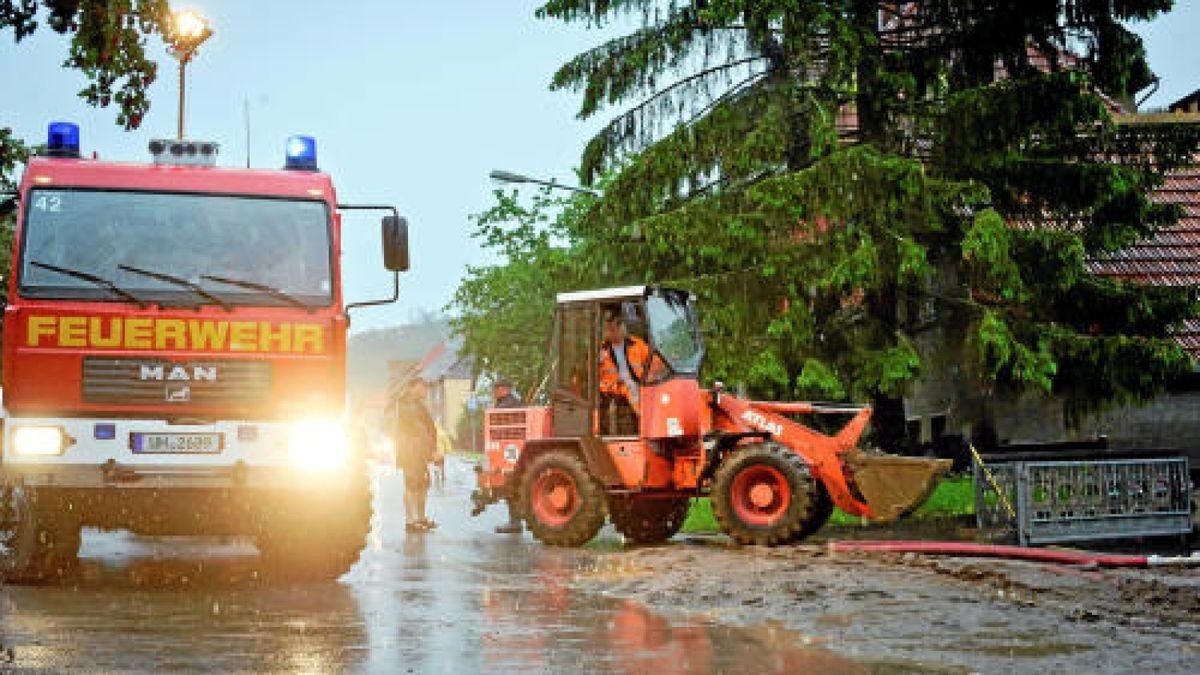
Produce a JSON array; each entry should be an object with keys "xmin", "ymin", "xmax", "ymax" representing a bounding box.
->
[{"xmin": 471, "ymin": 286, "xmax": 950, "ymax": 546}]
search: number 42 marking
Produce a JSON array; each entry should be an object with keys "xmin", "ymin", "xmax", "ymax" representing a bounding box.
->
[{"xmin": 34, "ymin": 194, "xmax": 63, "ymax": 212}]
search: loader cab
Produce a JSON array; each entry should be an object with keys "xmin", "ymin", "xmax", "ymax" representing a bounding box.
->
[{"xmin": 549, "ymin": 285, "xmax": 704, "ymax": 438}]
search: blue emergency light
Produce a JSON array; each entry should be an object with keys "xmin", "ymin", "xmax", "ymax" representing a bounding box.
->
[
  {"xmin": 47, "ymin": 121, "xmax": 81, "ymax": 158},
  {"xmin": 284, "ymin": 135, "xmax": 317, "ymax": 171}
]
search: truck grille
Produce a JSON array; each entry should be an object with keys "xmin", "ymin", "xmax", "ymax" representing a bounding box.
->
[{"xmin": 82, "ymin": 358, "xmax": 272, "ymax": 406}]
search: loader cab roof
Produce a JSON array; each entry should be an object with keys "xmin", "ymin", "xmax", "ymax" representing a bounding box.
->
[{"xmin": 556, "ymin": 285, "xmax": 648, "ymax": 305}]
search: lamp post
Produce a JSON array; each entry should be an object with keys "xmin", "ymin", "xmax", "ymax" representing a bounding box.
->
[
  {"xmin": 488, "ymin": 169, "xmax": 600, "ymax": 196},
  {"xmin": 487, "ymin": 169, "xmax": 643, "ymax": 240},
  {"xmin": 166, "ymin": 8, "xmax": 213, "ymax": 140}
]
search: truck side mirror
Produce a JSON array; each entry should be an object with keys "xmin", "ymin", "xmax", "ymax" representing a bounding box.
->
[{"xmin": 382, "ymin": 214, "xmax": 409, "ymax": 272}]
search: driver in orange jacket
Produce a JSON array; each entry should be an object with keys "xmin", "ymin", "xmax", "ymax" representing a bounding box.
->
[{"xmin": 600, "ymin": 313, "xmax": 650, "ymax": 412}]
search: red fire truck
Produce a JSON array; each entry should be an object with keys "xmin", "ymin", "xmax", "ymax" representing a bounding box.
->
[{"xmin": 0, "ymin": 123, "xmax": 409, "ymax": 582}]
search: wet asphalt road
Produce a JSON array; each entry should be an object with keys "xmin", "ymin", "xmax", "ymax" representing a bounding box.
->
[{"xmin": 0, "ymin": 458, "xmax": 879, "ymax": 674}]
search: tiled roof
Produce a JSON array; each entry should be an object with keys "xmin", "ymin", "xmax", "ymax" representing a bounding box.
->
[
  {"xmin": 1089, "ymin": 165, "xmax": 1200, "ymax": 357},
  {"xmin": 1174, "ymin": 319, "xmax": 1200, "ymax": 356}
]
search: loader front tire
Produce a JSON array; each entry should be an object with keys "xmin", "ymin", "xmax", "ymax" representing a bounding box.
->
[
  {"xmin": 712, "ymin": 442, "xmax": 826, "ymax": 546},
  {"xmin": 519, "ymin": 450, "xmax": 607, "ymax": 547}
]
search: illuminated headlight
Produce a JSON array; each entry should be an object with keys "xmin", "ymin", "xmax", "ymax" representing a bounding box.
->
[
  {"xmin": 287, "ymin": 421, "xmax": 349, "ymax": 471},
  {"xmin": 12, "ymin": 426, "xmax": 68, "ymax": 456}
]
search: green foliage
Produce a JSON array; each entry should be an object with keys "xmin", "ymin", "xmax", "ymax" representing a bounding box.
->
[
  {"xmin": 795, "ymin": 358, "xmax": 845, "ymax": 400},
  {"xmin": 0, "ymin": 127, "xmax": 29, "ymax": 192},
  {"xmin": 1, "ymin": 0, "xmax": 168, "ymax": 129},
  {"xmin": 0, "ymin": 1, "xmax": 168, "ymax": 190},
  {"xmin": 517, "ymin": 0, "xmax": 1200, "ymax": 445},
  {"xmin": 448, "ymin": 186, "xmax": 620, "ymax": 396}
]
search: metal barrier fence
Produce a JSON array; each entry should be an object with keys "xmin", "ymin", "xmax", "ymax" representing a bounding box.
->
[{"xmin": 975, "ymin": 456, "xmax": 1192, "ymax": 546}]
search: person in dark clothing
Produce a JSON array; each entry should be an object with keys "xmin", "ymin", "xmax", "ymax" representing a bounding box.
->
[
  {"xmin": 394, "ymin": 378, "xmax": 437, "ymax": 532},
  {"xmin": 493, "ymin": 379, "xmax": 522, "ymax": 410},
  {"xmin": 492, "ymin": 379, "xmax": 524, "ymax": 535}
]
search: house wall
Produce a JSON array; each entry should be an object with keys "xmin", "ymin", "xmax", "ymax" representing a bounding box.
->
[
  {"xmin": 990, "ymin": 388, "xmax": 1200, "ymax": 460},
  {"xmin": 440, "ymin": 378, "xmax": 474, "ymax": 442},
  {"xmin": 909, "ymin": 352, "xmax": 1200, "ymax": 468}
]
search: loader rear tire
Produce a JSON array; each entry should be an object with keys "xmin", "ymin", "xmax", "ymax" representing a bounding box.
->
[
  {"xmin": 609, "ymin": 496, "xmax": 690, "ymax": 545},
  {"xmin": 712, "ymin": 443, "xmax": 825, "ymax": 546},
  {"xmin": 519, "ymin": 450, "xmax": 607, "ymax": 547}
]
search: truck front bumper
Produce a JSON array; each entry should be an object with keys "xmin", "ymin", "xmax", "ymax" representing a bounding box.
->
[{"xmin": 2, "ymin": 416, "xmax": 362, "ymax": 490}]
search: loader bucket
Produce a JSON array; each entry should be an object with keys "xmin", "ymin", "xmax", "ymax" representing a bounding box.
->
[{"xmin": 843, "ymin": 450, "xmax": 953, "ymax": 523}]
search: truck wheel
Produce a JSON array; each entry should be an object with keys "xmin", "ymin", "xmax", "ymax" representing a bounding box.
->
[
  {"xmin": 712, "ymin": 443, "xmax": 826, "ymax": 546},
  {"xmin": 1, "ymin": 483, "xmax": 82, "ymax": 584},
  {"xmin": 609, "ymin": 496, "xmax": 690, "ymax": 545},
  {"xmin": 256, "ymin": 485, "xmax": 371, "ymax": 581},
  {"xmin": 519, "ymin": 451, "xmax": 606, "ymax": 547}
]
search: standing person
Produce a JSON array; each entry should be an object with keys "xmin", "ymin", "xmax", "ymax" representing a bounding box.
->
[
  {"xmin": 431, "ymin": 422, "xmax": 451, "ymax": 490},
  {"xmin": 394, "ymin": 377, "xmax": 437, "ymax": 533},
  {"xmin": 493, "ymin": 378, "xmax": 522, "ymax": 409},
  {"xmin": 492, "ymin": 379, "xmax": 525, "ymax": 535}
]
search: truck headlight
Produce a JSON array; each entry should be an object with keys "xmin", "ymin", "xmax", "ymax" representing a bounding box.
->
[
  {"xmin": 12, "ymin": 425, "xmax": 69, "ymax": 456},
  {"xmin": 287, "ymin": 421, "xmax": 348, "ymax": 471}
]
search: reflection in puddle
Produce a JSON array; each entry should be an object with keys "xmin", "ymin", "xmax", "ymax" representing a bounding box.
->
[
  {"xmin": 0, "ymin": 464, "xmax": 898, "ymax": 674},
  {"xmin": 2, "ymin": 530, "xmax": 367, "ymax": 672}
]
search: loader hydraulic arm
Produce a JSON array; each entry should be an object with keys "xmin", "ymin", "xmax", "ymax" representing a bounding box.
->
[
  {"xmin": 709, "ymin": 388, "xmax": 951, "ymax": 522},
  {"xmin": 711, "ymin": 390, "xmax": 875, "ymax": 518}
]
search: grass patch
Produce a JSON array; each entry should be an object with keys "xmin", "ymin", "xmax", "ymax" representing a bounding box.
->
[
  {"xmin": 681, "ymin": 475, "xmax": 975, "ymax": 533},
  {"xmin": 681, "ymin": 497, "xmax": 719, "ymax": 533}
]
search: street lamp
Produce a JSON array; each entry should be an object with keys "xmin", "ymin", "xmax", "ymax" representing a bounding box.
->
[
  {"xmin": 488, "ymin": 169, "xmax": 599, "ymax": 196},
  {"xmin": 487, "ymin": 168, "xmax": 643, "ymax": 240},
  {"xmin": 166, "ymin": 7, "xmax": 213, "ymax": 140}
]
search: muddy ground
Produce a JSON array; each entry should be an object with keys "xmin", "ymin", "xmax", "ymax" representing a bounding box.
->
[
  {"xmin": 3, "ymin": 459, "xmax": 1195, "ymax": 673},
  {"xmin": 572, "ymin": 530, "xmax": 1200, "ymax": 673}
]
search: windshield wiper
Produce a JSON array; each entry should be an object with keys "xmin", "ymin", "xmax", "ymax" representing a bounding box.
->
[
  {"xmin": 200, "ymin": 273, "xmax": 314, "ymax": 311},
  {"xmin": 31, "ymin": 260, "xmax": 147, "ymax": 307},
  {"xmin": 117, "ymin": 264, "xmax": 233, "ymax": 312}
]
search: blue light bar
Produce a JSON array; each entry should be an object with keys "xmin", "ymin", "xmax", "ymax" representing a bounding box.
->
[
  {"xmin": 284, "ymin": 135, "xmax": 317, "ymax": 171},
  {"xmin": 93, "ymin": 423, "xmax": 116, "ymax": 440},
  {"xmin": 47, "ymin": 121, "xmax": 81, "ymax": 158}
]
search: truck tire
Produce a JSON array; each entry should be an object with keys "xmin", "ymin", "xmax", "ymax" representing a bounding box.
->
[
  {"xmin": 609, "ymin": 496, "xmax": 690, "ymax": 544},
  {"xmin": 712, "ymin": 442, "xmax": 826, "ymax": 546},
  {"xmin": 1, "ymin": 483, "xmax": 82, "ymax": 584},
  {"xmin": 518, "ymin": 450, "xmax": 607, "ymax": 547},
  {"xmin": 255, "ymin": 484, "xmax": 372, "ymax": 581}
]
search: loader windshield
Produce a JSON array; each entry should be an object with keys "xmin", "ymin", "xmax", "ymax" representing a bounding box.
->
[{"xmin": 645, "ymin": 289, "xmax": 704, "ymax": 374}]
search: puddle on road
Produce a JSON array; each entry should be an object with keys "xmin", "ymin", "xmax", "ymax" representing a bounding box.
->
[
  {"xmin": 1, "ymin": 464, "xmax": 957, "ymax": 673},
  {"xmin": 0, "ymin": 530, "xmax": 922, "ymax": 674}
]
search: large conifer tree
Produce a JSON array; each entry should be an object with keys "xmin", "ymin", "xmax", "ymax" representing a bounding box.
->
[{"xmin": 535, "ymin": 0, "xmax": 1199, "ymax": 450}]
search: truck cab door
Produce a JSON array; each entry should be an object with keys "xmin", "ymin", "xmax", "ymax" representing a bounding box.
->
[{"xmin": 550, "ymin": 305, "xmax": 596, "ymax": 437}]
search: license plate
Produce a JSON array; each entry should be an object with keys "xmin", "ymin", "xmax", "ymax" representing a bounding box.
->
[{"xmin": 131, "ymin": 432, "xmax": 223, "ymax": 454}]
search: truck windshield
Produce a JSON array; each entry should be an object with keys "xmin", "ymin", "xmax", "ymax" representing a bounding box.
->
[
  {"xmin": 645, "ymin": 289, "xmax": 704, "ymax": 374},
  {"xmin": 18, "ymin": 189, "xmax": 333, "ymax": 306}
]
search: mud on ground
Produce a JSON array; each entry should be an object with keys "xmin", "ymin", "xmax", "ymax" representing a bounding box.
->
[{"xmin": 571, "ymin": 533, "xmax": 1200, "ymax": 673}]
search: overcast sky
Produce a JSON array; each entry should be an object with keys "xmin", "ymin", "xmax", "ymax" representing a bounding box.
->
[{"xmin": 2, "ymin": 1, "xmax": 1196, "ymax": 332}]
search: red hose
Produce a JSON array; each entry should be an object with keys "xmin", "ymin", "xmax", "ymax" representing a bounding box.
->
[{"xmin": 829, "ymin": 540, "xmax": 1150, "ymax": 568}]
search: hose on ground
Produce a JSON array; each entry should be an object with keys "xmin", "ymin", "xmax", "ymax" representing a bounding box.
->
[{"xmin": 829, "ymin": 540, "xmax": 1200, "ymax": 568}]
